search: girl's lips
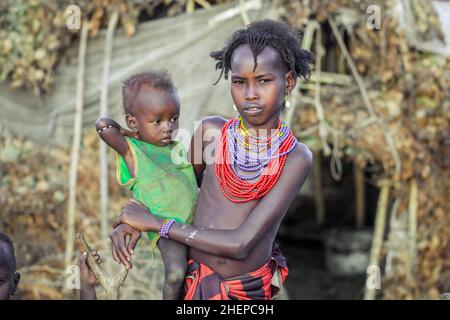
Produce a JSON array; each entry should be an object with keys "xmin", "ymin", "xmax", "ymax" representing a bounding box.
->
[{"xmin": 242, "ymin": 107, "xmax": 263, "ymax": 116}]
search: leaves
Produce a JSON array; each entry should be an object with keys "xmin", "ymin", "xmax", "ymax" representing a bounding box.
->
[
  {"xmin": 0, "ymin": 0, "xmax": 230, "ymax": 95},
  {"xmin": 276, "ymin": 0, "xmax": 450, "ymax": 299}
]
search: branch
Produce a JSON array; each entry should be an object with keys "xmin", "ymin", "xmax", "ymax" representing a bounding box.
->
[
  {"xmin": 99, "ymin": 8, "xmax": 119, "ymax": 241},
  {"xmin": 76, "ymin": 233, "xmax": 128, "ymax": 300},
  {"xmin": 287, "ymin": 20, "xmax": 332, "ymax": 156},
  {"xmin": 328, "ymin": 17, "xmax": 401, "ymax": 174},
  {"xmin": 364, "ymin": 180, "xmax": 390, "ymax": 300},
  {"xmin": 65, "ymin": 22, "xmax": 89, "ymax": 269}
]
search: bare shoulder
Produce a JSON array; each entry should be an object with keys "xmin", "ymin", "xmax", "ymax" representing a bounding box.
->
[
  {"xmin": 285, "ymin": 142, "xmax": 313, "ymax": 174},
  {"xmin": 201, "ymin": 116, "xmax": 228, "ymax": 132},
  {"xmin": 200, "ymin": 116, "xmax": 228, "ymax": 143}
]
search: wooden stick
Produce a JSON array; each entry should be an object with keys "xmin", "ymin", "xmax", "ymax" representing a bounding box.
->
[
  {"xmin": 65, "ymin": 22, "xmax": 89, "ymax": 269},
  {"xmin": 295, "ymin": 20, "xmax": 331, "ymax": 156},
  {"xmin": 186, "ymin": 0, "xmax": 195, "ymax": 13},
  {"xmin": 355, "ymin": 162, "xmax": 365, "ymax": 228},
  {"xmin": 99, "ymin": 8, "xmax": 119, "ymax": 242},
  {"xmin": 408, "ymin": 179, "xmax": 418, "ymax": 278},
  {"xmin": 308, "ymin": 72, "xmax": 353, "ymax": 86},
  {"xmin": 313, "ymin": 22, "xmax": 333, "ymax": 157},
  {"xmin": 328, "ymin": 17, "xmax": 401, "ymax": 174},
  {"xmin": 207, "ymin": 0, "xmax": 261, "ymax": 26},
  {"xmin": 76, "ymin": 233, "xmax": 128, "ymax": 300},
  {"xmin": 364, "ymin": 180, "xmax": 390, "ymax": 300},
  {"xmin": 238, "ymin": 0, "xmax": 251, "ymax": 25},
  {"xmin": 313, "ymin": 150, "xmax": 325, "ymax": 225},
  {"xmin": 284, "ymin": 19, "xmax": 318, "ymax": 126},
  {"xmin": 195, "ymin": 0, "xmax": 211, "ymax": 9}
]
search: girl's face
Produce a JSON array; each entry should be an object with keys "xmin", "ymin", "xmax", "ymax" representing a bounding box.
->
[
  {"xmin": 230, "ymin": 45, "xmax": 296, "ymax": 131},
  {"xmin": 126, "ymin": 86, "xmax": 180, "ymax": 147}
]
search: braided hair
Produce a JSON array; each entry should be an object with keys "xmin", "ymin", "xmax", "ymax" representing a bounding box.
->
[{"xmin": 210, "ymin": 19, "xmax": 314, "ymax": 84}]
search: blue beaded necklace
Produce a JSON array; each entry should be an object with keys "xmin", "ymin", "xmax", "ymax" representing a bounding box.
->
[{"xmin": 227, "ymin": 116, "xmax": 297, "ymax": 181}]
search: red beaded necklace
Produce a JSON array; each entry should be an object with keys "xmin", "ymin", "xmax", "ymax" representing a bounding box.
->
[{"xmin": 215, "ymin": 117, "xmax": 297, "ymax": 203}]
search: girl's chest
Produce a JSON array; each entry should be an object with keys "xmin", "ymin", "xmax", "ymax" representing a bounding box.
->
[{"xmin": 194, "ymin": 164, "xmax": 259, "ymax": 229}]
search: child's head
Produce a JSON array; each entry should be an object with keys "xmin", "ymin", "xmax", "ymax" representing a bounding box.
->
[
  {"xmin": 122, "ymin": 71, "xmax": 180, "ymax": 146},
  {"xmin": 211, "ymin": 19, "xmax": 314, "ymax": 127},
  {"xmin": 0, "ymin": 232, "xmax": 20, "ymax": 300}
]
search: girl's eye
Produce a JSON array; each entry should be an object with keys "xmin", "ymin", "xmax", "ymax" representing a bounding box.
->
[
  {"xmin": 171, "ymin": 117, "xmax": 179, "ymax": 122},
  {"xmin": 153, "ymin": 120, "xmax": 161, "ymax": 124},
  {"xmin": 259, "ymin": 79, "xmax": 271, "ymax": 84},
  {"xmin": 233, "ymin": 80, "xmax": 245, "ymax": 85}
]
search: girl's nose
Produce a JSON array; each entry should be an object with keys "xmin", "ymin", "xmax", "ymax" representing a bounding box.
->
[{"xmin": 245, "ymin": 84, "xmax": 258, "ymax": 101}]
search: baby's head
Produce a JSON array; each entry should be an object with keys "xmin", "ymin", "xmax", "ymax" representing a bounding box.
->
[
  {"xmin": 211, "ymin": 19, "xmax": 314, "ymax": 127},
  {"xmin": 0, "ymin": 232, "xmax": 20, "ymax": 300},
  {"xmin": 122, "ymin": 71, "xmax": 180, "ymax": 146}
]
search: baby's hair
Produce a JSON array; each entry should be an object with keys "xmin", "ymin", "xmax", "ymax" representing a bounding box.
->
[
  {"xmin": 122, "ymin": 70, "xmax": 175, "ymax": 114},
  {"xmin": 210, "ymin": 19, "xmax": 315, "ymax": 84},
  {"xmin": 0, "ymin": 232, "xmax": 16, "ymax": 272}
]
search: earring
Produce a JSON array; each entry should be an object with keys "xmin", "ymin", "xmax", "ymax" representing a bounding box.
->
[
  {"xmin": 233, "ymin": 104, "xmax": 237, "ymax": 112},
  {"xmin": 284, "ymin": 95, "xmax": 291, "ymax": 109}
]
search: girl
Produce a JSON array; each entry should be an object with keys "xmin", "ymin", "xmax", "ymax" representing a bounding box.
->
[{"xmin": 111, "ymin": 19, "xmax": 314, "ymax": 300}]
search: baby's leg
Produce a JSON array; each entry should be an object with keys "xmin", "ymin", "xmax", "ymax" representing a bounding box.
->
[{"xmin": 157, "ymin": 238, "xmax": 188, "ymax": 300}]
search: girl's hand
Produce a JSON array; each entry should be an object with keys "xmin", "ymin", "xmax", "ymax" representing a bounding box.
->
[
  {"xmin": 112, "ymin": 199, "xmax": 160, "ymax": 232},
  {"xmin": 119, "ymin": 128, "xmax": 139, "ymax": 139},
  {"xmin": 110, "ymin": 223, "xmax": 141, "ymax": 269}
]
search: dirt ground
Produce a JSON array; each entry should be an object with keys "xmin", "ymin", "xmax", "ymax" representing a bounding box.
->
[
  {"xmin": 277, "ymin": 159, "xmax": 376, "ymax": 300},
  {"xmin": 280, "ymin": 238, "xmax": 366, "ymax": 300}
]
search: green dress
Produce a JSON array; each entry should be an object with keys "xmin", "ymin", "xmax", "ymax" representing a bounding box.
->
[{"xmin": 116, "ymin": 137, "xmax": 198, "ymax": 249}]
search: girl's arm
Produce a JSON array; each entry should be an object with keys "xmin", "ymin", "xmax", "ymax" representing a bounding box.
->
[{"xmin": 112, "ymin": 144, "xmax": 312, "ymax": 264}]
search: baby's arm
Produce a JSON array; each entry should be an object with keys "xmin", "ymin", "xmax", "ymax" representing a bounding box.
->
[{"xmin": 95, "ymin": 117, "xmax": 135, "ymax": 176}]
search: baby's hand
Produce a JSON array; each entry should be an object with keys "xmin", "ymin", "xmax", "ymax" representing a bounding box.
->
[{"xmin": 77, "ymin": 250, "xmax": 101, "ymax": 287}]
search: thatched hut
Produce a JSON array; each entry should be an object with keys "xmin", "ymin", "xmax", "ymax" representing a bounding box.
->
[{"xmin": 0, "ymin": 0, "xmax": 448, "ymax": 299}]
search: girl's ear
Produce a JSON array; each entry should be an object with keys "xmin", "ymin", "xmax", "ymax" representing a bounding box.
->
[
  {"xmin": 125, "ymin": 114, "xmax": 138, "ymax": 131},
  {"xmin": 284, "ymin": 71, "xmax": 297, "ymax": 95}
]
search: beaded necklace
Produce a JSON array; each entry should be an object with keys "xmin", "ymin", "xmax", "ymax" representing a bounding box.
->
[{"xmin": 215, "ymin": 116, "xmax": 297, "ymax": 203}]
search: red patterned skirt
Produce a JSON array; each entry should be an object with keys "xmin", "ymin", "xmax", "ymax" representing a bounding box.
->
[{"xmin": 182, "ymin": 243, "xmax": 288, "ymax": 300}]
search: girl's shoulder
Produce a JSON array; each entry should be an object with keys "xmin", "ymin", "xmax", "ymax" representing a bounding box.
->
[
  {"xmin": 201, "ymin": 116, "xmax": 228, "ymax": 132},
  {"xmin": 286, "ymin": 142, "xmax": 313, "ymax": 172}
]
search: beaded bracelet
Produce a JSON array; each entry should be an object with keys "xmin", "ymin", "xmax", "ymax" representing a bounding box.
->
[
  {"xmin": 97, "ymin": 124, "xmax": 114, "ymax": 134},
  {"xmin": 159, "ymin": 219, "xmax": 176, "ymax": 239}
]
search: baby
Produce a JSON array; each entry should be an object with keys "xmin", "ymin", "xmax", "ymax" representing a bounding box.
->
[
  {"xmin": 95, "ymin": 71, "xmax": 198, "ymax": 299},
  {"xmin": 0, "ymin": 232, "xmax": 20, "ymax": 300}
]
